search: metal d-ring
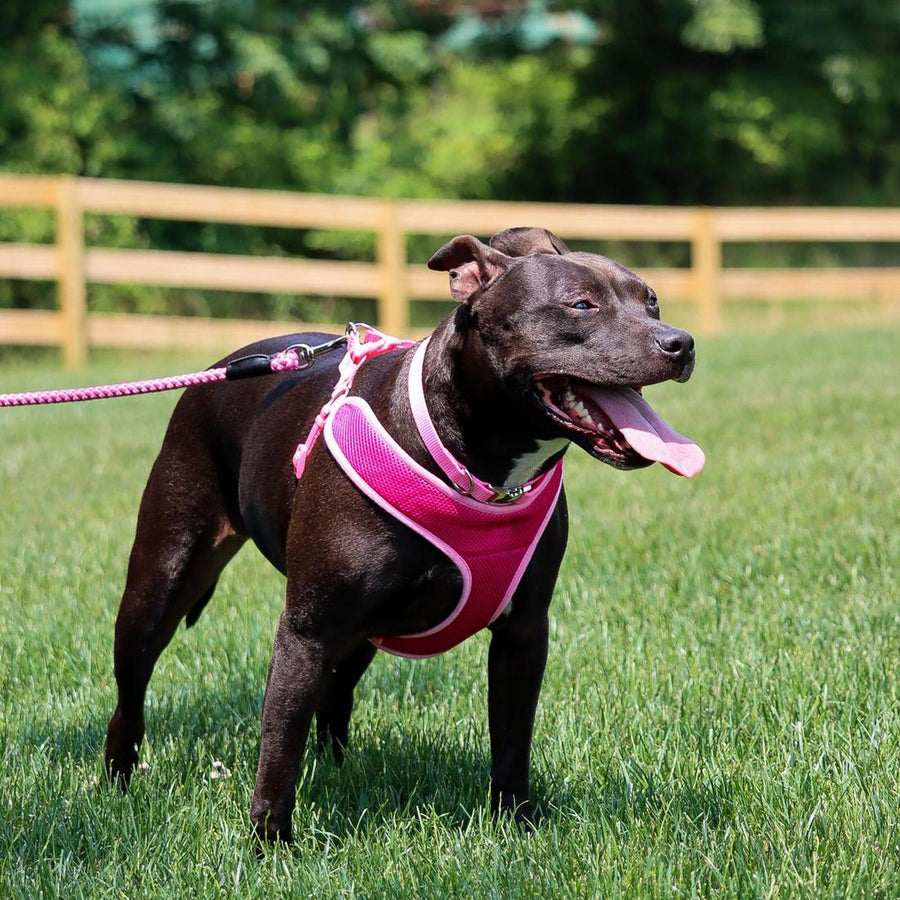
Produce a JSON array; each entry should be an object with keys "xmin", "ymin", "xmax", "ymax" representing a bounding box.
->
[{"xmin": 452, "ymin": 468, "xmax": 476, "ymax": 497}]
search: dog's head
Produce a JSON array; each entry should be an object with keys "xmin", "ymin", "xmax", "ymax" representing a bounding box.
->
[{"xmin": 428, "ymin": 227, "xmax": 704, "ymax": 477}]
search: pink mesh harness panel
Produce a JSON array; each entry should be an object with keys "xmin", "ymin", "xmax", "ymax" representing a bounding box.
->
[
  {"xmin": 293, "ymin": 326, "xmax": 565, "ymax": 658},
  {"xmin": 322, "ymin": 399, "xmax": 563, "ymax": 659}
]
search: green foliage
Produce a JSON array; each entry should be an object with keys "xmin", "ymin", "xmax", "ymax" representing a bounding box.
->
[
  {"xmin": 2, "ymin": 1, "xmax": 900, "ymax": 317},
  {"xmin": 338, "ymin": 50, "xmax": 599, "ymax": 202},
  {"xmin": 682, "ymin": 0, "xmax": 763, "ymax": 52},
  {"xmin": 0, "ymin": 328, "xmax": 897, "ymax": 895},
  {"xmin": 5, "ymin": 0, "xmax": 900, "ymax": 204}
]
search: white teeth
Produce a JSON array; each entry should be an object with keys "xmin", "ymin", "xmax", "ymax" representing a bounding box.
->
[
  {"xmin": 563, "ymin": 397, "xmax": 595, "ymax": 427},
  {"xmin": 555, "ymin": 387, "xmax": 597, "ymax": 428}
]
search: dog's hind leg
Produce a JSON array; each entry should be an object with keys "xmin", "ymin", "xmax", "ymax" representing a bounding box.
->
[
  {"xmin": 315, "ymin": 640, "xmax": 377, "ymax": 764},
  {"xmin": 104, "ymin": 435, "xmax": 246, "ymax": 786}
]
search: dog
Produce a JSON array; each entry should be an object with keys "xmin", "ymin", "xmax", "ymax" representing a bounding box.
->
[{"xmin": 103, "ymin": 227, "xmax": 704, "ymax": 843}]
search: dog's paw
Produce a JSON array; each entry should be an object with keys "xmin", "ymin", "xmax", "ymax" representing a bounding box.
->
[
  {"xmin": 251, "ymin": 815, "xmax": 294, "ymax": 850},
  {"xmin": 104, "ymin": 746, "xmax": 139, "ymax": 792},
  {"xmin": 491, "ymin": 791, "xmax": 537, "ymax": 832}
]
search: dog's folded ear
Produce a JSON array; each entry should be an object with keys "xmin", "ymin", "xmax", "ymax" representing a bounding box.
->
[
  {"xmin": 427, "ymin": 235, "xmax": 512, "ymax": 303},
  {"xmin": 489, "ymin": 227, "xmax": 570, "ymax": 257}
]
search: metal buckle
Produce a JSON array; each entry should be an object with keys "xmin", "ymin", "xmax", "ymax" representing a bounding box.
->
[
  {"xmin": 491, "ymin": 483, "xmax": 530, "ymax": 503},
  {"xmin": 451, "ymin": 468, "xmax": 531, "ymax": 504}
]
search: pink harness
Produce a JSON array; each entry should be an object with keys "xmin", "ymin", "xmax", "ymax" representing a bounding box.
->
[{"xmin": 293, "ymin": 326, "xmax": 564, "ymax": 658}]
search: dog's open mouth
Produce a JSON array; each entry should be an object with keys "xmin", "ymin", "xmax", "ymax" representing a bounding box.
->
[{"xmin": 534, "ymin": 376, "xmax": 705, "ymax": 477}]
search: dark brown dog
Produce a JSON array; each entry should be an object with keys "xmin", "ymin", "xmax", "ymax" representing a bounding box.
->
[{"xmin": 104, "ymin": 227, "xmax": 702, "ymax": 842}]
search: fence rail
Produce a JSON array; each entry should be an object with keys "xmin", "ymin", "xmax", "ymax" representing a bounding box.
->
[{"xmin": 1, "ymin": 174, "xmax": 899, "ymax": 368}]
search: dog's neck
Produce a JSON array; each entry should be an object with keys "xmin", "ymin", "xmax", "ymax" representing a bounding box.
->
[{"xmin": 417, "ymin": 318, "xmax": 568, "ymax": 490}]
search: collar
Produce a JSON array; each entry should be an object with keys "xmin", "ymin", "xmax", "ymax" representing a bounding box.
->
[{"xmin": 408, "ymin": 338, "xmax": 550, "ymax": 504}]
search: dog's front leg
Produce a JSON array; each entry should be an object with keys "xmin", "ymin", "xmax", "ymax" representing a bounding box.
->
[
  {"xmin": 250, "ymin": 612, "xmax": 326, "ymax": 844},
  {"xmin": 487, "ymin": 610, "xmax": 549, "ymax": 825}
]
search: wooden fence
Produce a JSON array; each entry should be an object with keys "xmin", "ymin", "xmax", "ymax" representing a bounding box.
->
[{"xmin": 1, "ymin": 174, "xmax": 899, "ymax": 368}]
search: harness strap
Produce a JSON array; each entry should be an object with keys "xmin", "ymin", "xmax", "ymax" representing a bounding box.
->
[
  {"xmin": 293, "ymin": 326, "xmax": 547, "ymax": 504},
  {"xmin": 408, "ymin": 339, "xmax": 546, "ymax": 503},
  {"xmin": 292, "ymin": 324, "xmax": 414, "ymax": 479}
]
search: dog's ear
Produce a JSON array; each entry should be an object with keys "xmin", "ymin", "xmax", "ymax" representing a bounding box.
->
[
  {"xmin": 427, "ymin": 235, "xmax": 512, "ymax": 303},
  {"xmin": 489, "ymin": 226, "xmax": 570, "ymax": 257}
]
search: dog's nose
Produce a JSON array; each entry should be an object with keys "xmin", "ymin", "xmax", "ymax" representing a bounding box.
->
[{"xmin": 655, "ymin": 327, "xmax": 695, "ymax": 363}]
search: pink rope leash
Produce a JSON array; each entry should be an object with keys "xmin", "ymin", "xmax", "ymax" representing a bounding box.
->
[
  {"xmin": 0, "ymin": 337, "xmax": 345, "ymax": 408},
  {"xmin": 0, "ymin": 367, "xmax": 229, "ymax": 406}
]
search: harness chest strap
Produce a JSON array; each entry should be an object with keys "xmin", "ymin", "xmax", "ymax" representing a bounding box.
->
[{"xmin": 324, "ymin": 397, "xmax": 563, "ymax": 657}]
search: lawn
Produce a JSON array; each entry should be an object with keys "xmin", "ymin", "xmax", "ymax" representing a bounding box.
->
[{"xmin": 0, "ymin": 326, "xmax": 897, "ymax": 898}]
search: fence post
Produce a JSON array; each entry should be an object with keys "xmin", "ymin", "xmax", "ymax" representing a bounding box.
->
[
  {"xmin": 56, "ymin": 175, "xmax": 87, "ymax": 368},
  {"xmin": 691, "ymin": 208, "xmax": 721, "ymax": 334},
  {"xmin": 376, "ymin": 202, "xmax": 408, "ymax": 336}
]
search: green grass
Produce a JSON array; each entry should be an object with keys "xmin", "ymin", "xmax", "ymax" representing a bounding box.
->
[{"xmin": 0, "ymin": 328, "xmax": 897, "ymax": 898}]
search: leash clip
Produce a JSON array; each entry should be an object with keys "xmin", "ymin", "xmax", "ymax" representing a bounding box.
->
[
  {"xmin": 284, "ymin": 334, "xmax": 349, "ymax": 371},
  {"xmin": 284, "ymin": 343, "xmax": 315, "ymax": 370}
]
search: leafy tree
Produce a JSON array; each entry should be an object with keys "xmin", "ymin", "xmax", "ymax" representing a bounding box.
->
[{"xmin": 2, "ymin": 0, "xmax": 900, "ymax": 317}]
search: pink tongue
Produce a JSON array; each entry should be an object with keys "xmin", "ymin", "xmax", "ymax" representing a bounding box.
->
[{"xmin": 583, "ymin": 386, "xmax": 705, "ymax": 478}]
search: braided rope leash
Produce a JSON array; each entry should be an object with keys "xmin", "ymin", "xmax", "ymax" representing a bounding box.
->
[{"xmin": 0, "ymin": 333, "xmax": 348, "ymax": 407}]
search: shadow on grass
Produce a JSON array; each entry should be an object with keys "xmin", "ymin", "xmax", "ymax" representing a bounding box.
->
[{"xmin": 14, "ymin": 664, "xmax": 734, "ymax": 853}]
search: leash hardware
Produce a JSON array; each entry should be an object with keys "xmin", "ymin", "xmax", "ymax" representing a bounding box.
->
[
  {"xmin": 281, "ymin": 335, "xmax": 347, "ymax": 370},
  {"xmin": 282, "ymin": 335, "xmax": 349, "ymax": 370},
  {"xmin": 451, "ymin": 467, "xmax": 531, "ymax": 504},
  {"xmin": 345, "ymin": 322, "xmax": 366, "ymax": 342},
  {"xmin": 310, "ymin": 333, "xmax": 350, "ymax": 358},
  {"xmin": 283, "ymin": 343, "xmax": 316, "ymax": 370},
  {"xmin": 451, "ymin": 468, "xmax": 476, "ymax": 498},
  {"xmin": 491, "ymin": 483, "xmax": 532, "ymax": 503},
  {"xmin": 283, "ymin": 335, "xmax": 346, "ymax": 370}
]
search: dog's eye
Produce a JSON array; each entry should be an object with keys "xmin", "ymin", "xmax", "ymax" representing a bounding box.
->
[{"xmin": 570, "ymin": 299, "xmax": 593, "ymax": 310}]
